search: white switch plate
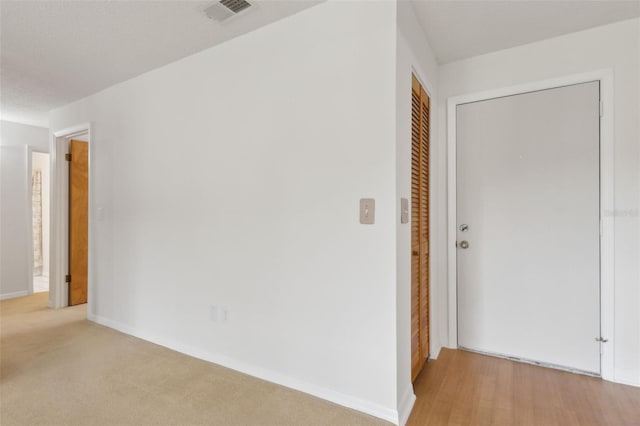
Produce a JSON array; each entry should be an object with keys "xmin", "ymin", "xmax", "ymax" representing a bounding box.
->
[
  {"xmin": 401, "ymin": 198, "xmax": 409, "ymax": 224},
  {"xmin": 360, "ymin": 198, "xmax": 375, "ymax": 224}
]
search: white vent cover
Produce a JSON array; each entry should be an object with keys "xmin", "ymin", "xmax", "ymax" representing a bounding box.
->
[{"xmin": 205, "ymin": 0, "xmax": 253, "ymax": 22}]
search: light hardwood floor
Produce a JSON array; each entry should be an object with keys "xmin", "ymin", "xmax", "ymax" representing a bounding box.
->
[{"xmin": 408, "ymin": 348, "xmax": 640, "ymax": 426}]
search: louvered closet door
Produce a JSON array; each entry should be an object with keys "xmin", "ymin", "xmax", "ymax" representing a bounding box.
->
[{"xmin": 411, "ymin": 74, "xmax": 430, "ymax": 381}]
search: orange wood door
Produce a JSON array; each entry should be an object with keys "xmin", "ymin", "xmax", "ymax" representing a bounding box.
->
[
  {"xmin": 69, "ymin": 140, "xmax": 88, "ymax": 306},
  {"xmin": 411, "ymin": 74, "xmax": 430, "ymax": 381}
]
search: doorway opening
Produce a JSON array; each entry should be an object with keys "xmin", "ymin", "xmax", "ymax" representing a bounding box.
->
[
  {"xmin": 456, "ymin": 82, "xmax": 600, "ymax": 375},
  {"xmin": 31, "ymin": 151, "xmax": 50, "ymax": 293},
  {"xmin": 446, "ymin": 70, "xmax": 615, "ymax": 381},
  {"xmin": 50, "ymin": 125, "xmax": 91, "ymax": 310}
]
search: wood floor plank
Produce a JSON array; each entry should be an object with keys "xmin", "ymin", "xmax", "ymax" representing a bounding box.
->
[{"xmin": 408, "ymin": 348, "xmax": 640, "ymax": 426}]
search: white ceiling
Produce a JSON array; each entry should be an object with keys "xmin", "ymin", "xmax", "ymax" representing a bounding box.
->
[
  {"xmin": 412, "ymin": 0, "xmax": 640, "ymax": 64},
  {"xmin": 0, "ymin": 0, "xmax": 321, "ymax": 128},
  {"xmin": 3, "ymin": 1, "xmax": 639, "ymax": 128}
]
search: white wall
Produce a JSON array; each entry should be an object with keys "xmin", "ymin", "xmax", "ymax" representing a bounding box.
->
[
  {"xmin": 49, "ymin": 1, "xmax": 404, "ymax": 422},
  {"xmin": 0, "ymin": 120, "xmax": 50, "ymax": 299},
  {"xmin": 395, "ymin": 1, "xmax": 441, "ymax": 422},
  {"xmin": 1, "ymin": 120, "xmax": 50, "ymax": 151},
  {"xmin": 0, "ymin": 146, "xmax": 31, "ymax": 299},
  {"xmin": 32, "ymin": 151, "xmax": 50, "ymax": 277},
  {"xmin": 437, "ymin": 18, "xmax": 640, "ymax": 386}
]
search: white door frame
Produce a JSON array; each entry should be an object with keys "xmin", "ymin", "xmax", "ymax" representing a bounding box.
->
[
  {"xmin": 49, "ymin": 123, "xmax": 93, "ymax": 311},
  {"xmin": 446, "ymin": 69, "xmax": 614, "ymax": 381},
  {"xmin": 8, "ymin": 145, "xmax": 33, "ymax": 300}
]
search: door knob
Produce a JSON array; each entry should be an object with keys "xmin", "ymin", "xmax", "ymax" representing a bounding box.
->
[{"xmin": 459, "ymin": 240, "xmax": 469, "ymax": 249}]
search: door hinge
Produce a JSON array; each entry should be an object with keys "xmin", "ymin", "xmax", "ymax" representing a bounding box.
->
[
  {"xmin": 65, "ymin": 153, "xmax": 72, "ymax": 161},
  {"xmin": 65, "ymin": 274, "xmax": 71, "ymax": 283},
  {"xmin": 599, "ymin": 101, "xmax": 604, "ymax": 117},
  {"xmin": 595, "ymin": 336, "xmax": 608, "ymax": 343}
]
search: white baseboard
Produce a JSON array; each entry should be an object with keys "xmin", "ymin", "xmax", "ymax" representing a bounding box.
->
[
  {"xmin": 614, "ymin": 368, "xmax": 640, "ymax": 387},
  {"xmin": 397, "ymin": 385, "xmax": 416, "ymax": 426},
  {"xmin": 88, "ymin": 313, "xmax": 401, "ymax": 424},
  {"xmin": 0, "ymin": 290, "xmax": 29, "ymax": 300},
  {"xmin": 430, "ymin": 344, "xmax": 442, "ymax": 360}
]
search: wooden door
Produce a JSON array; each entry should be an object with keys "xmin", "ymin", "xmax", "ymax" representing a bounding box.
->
[
  {"xmin": 411, "ymin": 74, "xmax": 430, "ymax": 381},
  {"xmin": 69, "ymin": 140, "xmax": 88, "ymax": 306}
]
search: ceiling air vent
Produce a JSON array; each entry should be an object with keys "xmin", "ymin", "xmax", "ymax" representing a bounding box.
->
[{"xmin": 205, "ymin": 0, "xmax": 253, "ymax": 22}]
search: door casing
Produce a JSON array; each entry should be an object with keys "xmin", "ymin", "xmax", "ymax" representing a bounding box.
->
[{"xmin": 446, "ymin": 69, "xmax": 615, "ymax": 381}]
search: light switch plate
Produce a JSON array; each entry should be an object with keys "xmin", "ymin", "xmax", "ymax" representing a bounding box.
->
[
  {"xmin": 360, "ymin": 198, "xmax": 375, "ymax": 224},
  {"xmin": 401, "ymin": 198, "xmax": 409, "ymax": 224}
]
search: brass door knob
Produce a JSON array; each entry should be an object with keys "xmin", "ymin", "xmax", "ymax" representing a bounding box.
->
[{"xmin": 459, "ymin": 240, "xmax": 469, "ymax": 249}]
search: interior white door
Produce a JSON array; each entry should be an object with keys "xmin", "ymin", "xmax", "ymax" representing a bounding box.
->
[{"xmin": 456, "ymin": 81, "xmax": 601, "ymax": 374}]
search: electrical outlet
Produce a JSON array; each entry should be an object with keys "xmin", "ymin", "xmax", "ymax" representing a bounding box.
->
[{"xmin": 221, "ymin": 306, "xmax": 228, "ymax": 323}]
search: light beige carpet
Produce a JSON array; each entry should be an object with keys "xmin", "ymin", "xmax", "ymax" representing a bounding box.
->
[{"xmin": 0, "ymin": 293, "xmax": 388, "ymax": 426}]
